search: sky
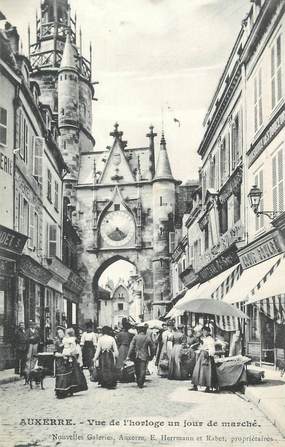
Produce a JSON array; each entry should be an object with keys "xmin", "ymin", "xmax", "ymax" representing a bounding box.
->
[{"xmin": 1, "ymin": 0, "xmax": 250, "ymax": 183}]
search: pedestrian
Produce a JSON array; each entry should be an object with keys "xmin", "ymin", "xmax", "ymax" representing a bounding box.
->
[
  {"xmin": 14, "ymin": 322, "xmax": 28, "ymax": 376},
  {"xmin": 54, "ymin": 327, "xmax": 88, "ymax": 399},
  {"xmin": 80, "ymin": 322, "xmax": 98, "ymax": 370},
  {"xmin": 116, "ymin": 319, "xmax": 135, "ymax": 382},
  {"xmin": 156, "ymin": 321, "xmax": 173, "ymax": 377},
  {"xmin": 127, "ymin": 323, "xmax": 155, "ymax": 388},
  {"xmin": 25, "ymin": 320, "xmax": 40, "ymax": 372},
  {"xmin": 94, "ymin": 325, "xmax": 118, "ymax": 389},
  {"xmin": 189, "ymin": 326, "xmax": 218, "ymax": 393},
  {"xmin": 168, "ymin": 324, "xmax": 184, "ymax": 380}
]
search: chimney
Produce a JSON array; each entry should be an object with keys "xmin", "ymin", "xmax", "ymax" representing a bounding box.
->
[{"xmin": 5, "ymin": 22, "xmax": 20, "ymax": 54}]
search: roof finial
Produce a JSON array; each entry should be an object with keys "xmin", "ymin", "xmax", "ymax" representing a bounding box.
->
[{"xmin": 110, "ymin": 122, "xmax": 123, "ymax": 140}]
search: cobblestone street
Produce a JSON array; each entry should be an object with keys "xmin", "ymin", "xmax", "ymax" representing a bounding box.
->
[{"xmin": 1, "ymin": 368, "xmax": 284, "ymax": 447}]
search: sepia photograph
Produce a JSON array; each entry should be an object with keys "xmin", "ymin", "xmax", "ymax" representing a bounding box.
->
[{"xmin": 0, "ymin": 0, "xmax": 285, "ymax": 446}]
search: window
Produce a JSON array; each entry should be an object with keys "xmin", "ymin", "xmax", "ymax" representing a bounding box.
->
[
  {"xmin": 114, "ymin": 204, "xmax": 120, "ymax": 211},
  {"xmin": 48, "ymin": 224, "xmax": 57, "ymax": 257},
  {"xmin": 220, "ymin": 135, "xmax": 229, "ymax": 184},
  {"xmin": 72, "ymin": 303, "xmax": 77, "ymax": 325},
  {"xmin": 271, "ymin": 34, "xmax": 282, "ymax": 109},
  {"xmin": 204, "ymin": 223, "xmax": 209, "ymax": 251},
  {"xmin": 255, "ymin": 169, "xmax": 264, "ymax": 231},
  {"xmin": 28, "ymin": 205, "xmax": 34, "ymax": 249},
  {"xmin": 272, "ymin": 146, "xmax": 284, "ymax": 212},
  {"xmin": 33, "ymin": 137, "xmax": 44, "ymax": 183},
  {"xmin": 219, "ymin": 201, "xmax": 228, "ymax": 235},
  {"xmin": 234, "ymin": 191, "xmax": 241, "ymax": 224},
  {"xmin": 160, "ymin": 196, "xmax": 163, "ymax": 206},
  {"xmin": 18, "ymin": 111, "xmax": 29, "ymax": 162},
  {"xmin": 254, "ymin": 68, "xmax": 263, "ymax": 133},
  {"xmin": 193, "ymin": 239, "xmax": 201, "ymax": 270},
  {"xmin": 0, "ymin": 107, "xmax": 7, "ymax": 146},
  {"xmin": 47, "ymin": 169, "xmax": 52, "ymax": 202},
  {"xmin": 231, "ymin": 112, "xmax": 241, "ymax": 170},
  {"xmin": 118, "ymin": 303, "xmax": 124, "ymax": 311},
  {"xmin": 23, "ymin": 198, "xmax": 29, "ymax": 236},
  {"xmin": 54, "ymin": 181, "xmax": 59, "ymax": 211},
  {"xmin": 210, "ymin": 155, "xmax": 216, "ymax": 188},
  {"xmin": 34, "ymin": 212, "xmax": 39, "ymax": 250}
]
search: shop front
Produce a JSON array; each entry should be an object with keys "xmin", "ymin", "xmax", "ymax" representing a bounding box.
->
[
  {"xmin": 18, "ymin": 255, "xmax": 52, "ymax": 348},
  {"xmin": 63, "ymin": 271, "xmax": 85, "ymax": 330},
  {"xmin": 0, "ymin": 225, "xmax": 27, "ymax": 369},
  {"xmin": 224, "ymin": 225, "xmax": 285, "ymax": 365}
]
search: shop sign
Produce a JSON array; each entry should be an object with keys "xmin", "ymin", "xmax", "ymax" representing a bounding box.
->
[
  {"xmin": 19, "ymin": 255, "xmax": 52, "ymax": 285},
  {"xmin": 248, "ymin": 105, "xmax": 285, "ymax": 167},
  {"xmin": 0, "ymin": 225, "xmax": 27, "ymax": 255},
  {"xmin": 239, "ymin": 229, "xmax": 285, "ymax": 269},
  {"xmin": 196, "ymin": 221, "xmax": 244, "ymax": 271},
  {"xmin": 179, "ymin": 265, "xmax": 199, "ymax": 288},
  {"xmin": 198, "ymin": 248, "xmax": 239, "ymax": 282},
  {"xmin": 64, "ymin": 271, "xmax": 85, "ymax": 294},
  {"xmin": 0, "ymin": 152, "xmax": 13, "ymax": 176},
  {"xmin": 0, "ymin": 258, "xmax": 16, "ymax": 275}
]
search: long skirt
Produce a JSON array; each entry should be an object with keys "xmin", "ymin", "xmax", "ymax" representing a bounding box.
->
[
  {"xmin": 180, "ymin": 348, "xmax": 196, "ymax": 380},
  {"xmin": 98, "ymin": 350, "xmax": 117, "ymax": 389},
  {"xmin": 82, "ymin": 341, "xmax": 95, "ymax": 368},
  {"xmin": 157, "ymin": 341, "xmax": 172, "ymax": 377},
  {"xmin": 168, "ymin": 344, "xmax": 182, "ymax": 380},
  {"xmin": 117, "ymin": 345, "xmax": 135, "ymax": 382},
  {"xmin": 191, "ymin": 350, "xmax": 217, "ymax": 389},
  {"xmin": 55, "ymin": 357, "xmax": 88, "ymax": 398}
]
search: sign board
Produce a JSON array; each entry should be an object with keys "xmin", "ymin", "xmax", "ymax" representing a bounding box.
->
[
  {"xmin": 0, "ymin": 225, "xmax": 28, "ymax": 255},
  {"xmin": 239, "ymin": 229, "xmax": 285, "ymax": 269}
]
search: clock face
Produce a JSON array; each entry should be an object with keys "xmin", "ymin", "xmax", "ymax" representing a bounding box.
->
[{"xmin": 100, "ymin": 211, "xmax": 135, "ymax": 247}]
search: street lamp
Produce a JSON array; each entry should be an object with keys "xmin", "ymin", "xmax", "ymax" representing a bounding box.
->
[{"xmin": 248, "ymin": 185, "xmax": 283, "ymax": 220}]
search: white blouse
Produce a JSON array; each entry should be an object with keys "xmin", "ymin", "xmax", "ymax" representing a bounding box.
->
[
  {"xmin": 94, "ymin": 335, "xmax": 118, "ymax": 361},
  {"xmin": 201, "ymin": 335, "xmax": 216, "ymax": 357},
  {"xmin": 80, "ymin": 331, "xmax": 98, "ymax": 346}
]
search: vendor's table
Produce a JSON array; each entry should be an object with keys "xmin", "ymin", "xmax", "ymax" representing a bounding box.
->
[{"xmin": 215, "ymin": 355, "xmax": 251, "ymax": 388}]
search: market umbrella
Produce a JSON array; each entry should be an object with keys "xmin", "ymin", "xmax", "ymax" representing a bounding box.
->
[
  {"xmin": 143, "ymin": 319, "xmax": 164, "ymax": 329},
  {"xmin": 178, "ymin": 298, "xmax": 248, "ymax": 319}
]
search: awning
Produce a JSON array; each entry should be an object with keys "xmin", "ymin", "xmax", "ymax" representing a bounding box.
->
[
  {"xmin": 244, "ymin": 254, "xmax": 285, "ymax": 320},
  {"xmin": 223, "ymin": 254, "xmax": 283, "ymax": 305},
  {"xmin": 166, "ymin": 264, "xmax": 240, "ymax": 321},
  {"xmin": 176, "ymin": 264, "xmax": 239, "ymax": 308}
]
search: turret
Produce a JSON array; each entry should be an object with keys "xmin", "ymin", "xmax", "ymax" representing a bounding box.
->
[
  {"xmin": 152, "ymin": 133, "xmax": 176, "ymax": 316},
  {"xmin": 58, "ymin": 33, "xmax": 79, "ymax": 181}
]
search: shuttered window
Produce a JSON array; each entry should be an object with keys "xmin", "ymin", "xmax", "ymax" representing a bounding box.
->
[
  {"xmin": 272, "ymin": 146, "xmax": 284, "ymax": 212},
  {"xmin": 255, "ymin": 169, "xmax": 264, "ymax": 231},
  {"xmin": 0, "ymin": 107, "xmax": 7, "ymax": 146},
  {"xmin": 169, "ymin": 232, "xmax": 175, "ymax": 254},
  {"xmin": 28, "ymin": 205, "xmax": 34, "ymax": 249},
  {"xmin": 271, "ymin": 34, "xmax": 283, "ymax": 110},
  {"xmin": 49, "ymin": 224, "xmax": 57, "ymax": 257},
  {"xmin": 54, "ymin": 181, "xmax": 59, "ymax": 211},
  {"xmin": 33, "ymin": 137, "xmax": 44, "ymax": 183},
  {"xmin": 47, "ymin": 169, "xmax": 52, "ymax": 202},
  {"xmin": 254, "ymin": 68, "xmax": 263, "ymax": 133}
]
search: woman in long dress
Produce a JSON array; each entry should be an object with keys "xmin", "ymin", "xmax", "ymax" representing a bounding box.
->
[
  {"xmin": 116, "ymin": 321, "xmax": 134, "ymax": 382},
  {"xmin": 168, "ymin": 325, "xmax": 184, "ymax": 380},
  {"xmin": 190, "ymin": 326, "xmax": 218, "ymax": 393},
  {"xmin": 54, "ymin": 327, "xmax": 88, "ymax": 399},
  {"xmin": 94, "ymin": 326, "xmax": 118, "ymax": 389},
  {"xmin": 156, "ymin": 322, "xmax": 174, "ymax": 377},
  {"xmin": 80, "ymin": 323, "xmax": 98, "ymax": 370}
]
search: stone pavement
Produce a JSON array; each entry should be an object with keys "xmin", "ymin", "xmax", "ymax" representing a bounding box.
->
[
  {"xmin": 242, "ymin": 365, "xmax": 285, "ymax": 437},
  {"xmin": 0, "ymin": 367, "xmax": 285, "ymax": 447},
  {"xmin": 0, "ymin": 368, "xmax": 21, "ymax": 385}
]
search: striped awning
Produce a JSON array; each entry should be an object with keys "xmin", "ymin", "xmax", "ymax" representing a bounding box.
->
[{"xmin": 245, "ymin": 254, "xmax": 285, "ymax": 321}]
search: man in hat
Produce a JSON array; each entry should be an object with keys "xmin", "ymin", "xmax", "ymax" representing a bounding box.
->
[
  {"xmin": 127, "ymin": 323, "xmax": 155, "ymax": 388},
  {"xmin": 14, "ymin": 322, "xmax": 28, "ymax": 376},
  {"xmin": 26, "ymin": 321, "xmax": 40, "ymax": 368}
]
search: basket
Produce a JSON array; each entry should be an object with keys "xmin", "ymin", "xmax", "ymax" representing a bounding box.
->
[{"xmin": 121, "ymin": 360, "xmax": 135, "ymax": 376}]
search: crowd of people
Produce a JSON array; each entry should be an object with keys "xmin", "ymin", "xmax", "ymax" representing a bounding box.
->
[{"xmin": 13, "ymin": 317, "xmax": 240, "ymax": 398}]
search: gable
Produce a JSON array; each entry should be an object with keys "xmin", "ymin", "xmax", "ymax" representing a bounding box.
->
[{"xmin": 99, "ymin": 139, "xmax": 135, "ymax": 184}]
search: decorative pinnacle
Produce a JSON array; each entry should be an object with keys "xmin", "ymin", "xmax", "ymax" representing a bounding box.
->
[{"xmin": 110, "ymin": 122, "xmax": 123, "ymax": 140}]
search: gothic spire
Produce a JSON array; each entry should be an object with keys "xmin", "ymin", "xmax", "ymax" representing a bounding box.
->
[
  {"xmin": 153, "ymin": 132, "xmax": 174, "ymax": 181},
  {"xmin": 59, "ymin": 32, "xmax": 77, "ymax": 71}
]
